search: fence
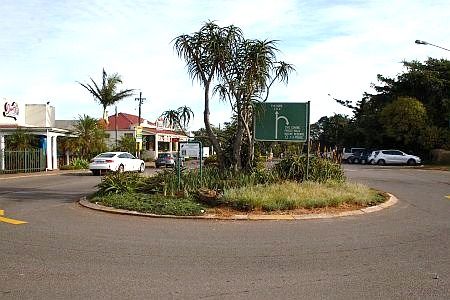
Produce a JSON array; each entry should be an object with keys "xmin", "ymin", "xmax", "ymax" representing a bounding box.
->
[{"xmin": 0, "ymin": 149, "xmax": 46, "ymax": 174}]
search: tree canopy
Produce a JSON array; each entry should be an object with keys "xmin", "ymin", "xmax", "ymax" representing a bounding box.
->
[
  {"xmin": 78, "ymin": 69, "xmax": 134, "ymax": 123},
  {"xmin": 173, "ymin": 21, "xmax": 294, "ymax": 170},
  {"xmin": 314, "ymin": 58, "xmax": 450, "ymax": 157}
]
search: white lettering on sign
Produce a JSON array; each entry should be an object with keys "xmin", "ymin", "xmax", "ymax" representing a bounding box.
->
[
  {"xmin": 3, "ymin": 102, "xmax": 19, "ymax": 120},
  {"xmin": 284, "ymin": 125, "xmax": 305, "ymax": 140}
]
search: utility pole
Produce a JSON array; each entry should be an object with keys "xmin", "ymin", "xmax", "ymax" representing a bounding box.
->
[
  {"xmin": 135, "ymin": 91, "xmax": 146, "ymax": 126},
  {"xmin": 135, "ymin": 92, "xmax": 146, "ymax": 158},
  {"xmin": 115, "ymin": 106, "xmax": 118, "ymax": 149}
]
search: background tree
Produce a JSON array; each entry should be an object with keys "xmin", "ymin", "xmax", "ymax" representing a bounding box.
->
[
  {"xmin": 115, "ymin": 135, "xmax": 136, "ymax": 154},
  {"xmin": 380, "ymin": 97, "xmax": 427, "ymax": 151},
  {"xmin": 324, "ymin": 58, "xmax": 450, "ymax": 158},
  {"xmin": 160, "ymin": 106, "xmax": 194, "ymax": 136},
  {"xmin": 6, "ymin": 128, "xmax": 39, "ymax": 150},
  {"xmin": 72, "ymin": 115, "xmax": 107, "ymax": 159},
  {"xmin": 78, "ymin": 69, "xmax": 134, "ymax": 123},
  {"xmin": 311, "ymin": 114, "xmax": 351, "ymax": 150}
]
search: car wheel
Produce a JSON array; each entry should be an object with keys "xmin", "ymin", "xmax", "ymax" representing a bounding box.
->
[
  {"xmin": 139, "ymin": 163, "xmax": 145, "ymax": 173},
  {"xmin": 353, "ymin": 158, "xmax": 360, "ymax": 164},
  {"xmin": 347, "ymin": 158, "xmax": 352, "ymax": 164},
  {"xmin": 407, "ymin": 159, "xmax": 416, "ymax": 166},
  {"xmin": 118, "ymin": 164, "xmax": 124, "ymax": 173},
  {"xmin": 377, "ymin": 159, "xmax": 386, "ymax": 166},
  {"xmin": 361, "ymin": 159, "xmax": 366, "ymax": 164}
]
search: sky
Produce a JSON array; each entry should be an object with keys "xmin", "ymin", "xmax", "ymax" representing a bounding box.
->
[{"xmin": 1, "ymin": 0, "xmax": 449, "ymax": 130}]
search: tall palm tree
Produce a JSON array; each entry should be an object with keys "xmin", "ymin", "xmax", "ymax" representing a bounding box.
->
[
  {"xmin": 173, "ymin": 22, "xmax": 242, "ymax": 169},
  {"xmin": 78, "ymin": 69, "xmax": 134, "ymax": 123},
  {"xmin": 173, "ymin": 21, "xmax": 294, "ymax": 170}
]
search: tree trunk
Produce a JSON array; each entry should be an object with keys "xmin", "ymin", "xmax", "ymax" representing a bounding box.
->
[
  {"xmin": 203, "ymin": 83, "xmax": 224, "ymax": 169},
  {"xmin": 232, "ymin": 111, "xmax": 245, "ymax": 172}
]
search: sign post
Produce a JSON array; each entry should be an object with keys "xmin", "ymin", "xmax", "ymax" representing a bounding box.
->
[
  {"xmin": 134, "ymin": 126, "xmax": 143, "ymax": 158},
  {"xmin": 178, "ymin": 141, "xmax": 203, "ymax": 190},
  {"xmin": 254, "ymin": 102, "xmax": 310, "ymax": 179}
]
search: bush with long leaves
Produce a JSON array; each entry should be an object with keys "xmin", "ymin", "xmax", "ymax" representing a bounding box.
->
[{"xmin": 274, "ymin": 155, "xmax": 345, "ymax": 183}]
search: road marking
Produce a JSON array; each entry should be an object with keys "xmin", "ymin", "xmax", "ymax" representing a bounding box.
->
[{"xmin": 0, "ymin": 209, "xmax": 27, "ymax": 225}]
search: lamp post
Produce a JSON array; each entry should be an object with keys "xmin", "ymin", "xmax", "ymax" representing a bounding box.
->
[{"xmin": 415, "ymin": 40, "xmax": 450, "ymax": 52}]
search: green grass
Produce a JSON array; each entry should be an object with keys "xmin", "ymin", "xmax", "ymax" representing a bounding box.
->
[
  {"xmin": 91, "ymin": 193, "xmax": 206, "ymax": 216},
  {"xmin": 223, "ymin": 181, "xmax": 386, "ymax": 212}
]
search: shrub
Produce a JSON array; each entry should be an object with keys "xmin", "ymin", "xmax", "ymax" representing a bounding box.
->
[
  {"xmin": 204, "ymin": 155, "xmax": 217, "ymax": 166},
  {"xmin": 275, "ymin": 155, "xmax": 344, "ymax": 183},
  {"xmin": 96, "ymin": 172, "xmax": 145, "ymax": 195},
  {"xmin": 139, "ymin": 166, "xmax": 278, "ymax": 198},
  {"xmin": 71, "ymin": 158, "xmax": 89, "ymax": 169},
  {"xmin": 91, "ymin": 193, "xmax": 205, "ymax": 216}
]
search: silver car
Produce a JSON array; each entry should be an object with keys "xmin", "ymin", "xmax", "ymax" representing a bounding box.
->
[{"xmin": 368, "ymin": 150, "xmax": 421, "ymax": 166}]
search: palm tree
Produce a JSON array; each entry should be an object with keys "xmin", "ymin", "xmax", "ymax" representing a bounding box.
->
[
  {"xmin": 160, "ymin": 106, "xmax": 194, "ymax": 136},
  {"xmin": 6, "ymin": 128, "xmax": 38, "ymax": 150},
  {"xmin": 72, "ymin": 115, "xmax": 107, "ymax": 159},
  {"xmin": 173, "ymin": 21, "xmax": 294, "ymax": 170},
  {"xmin": 173, "ymin": 22, "xmax": 242, "ymax": 169},
  {"xmin": 78, "ymin": 69, "xmax": 134, "ymax": 123}
]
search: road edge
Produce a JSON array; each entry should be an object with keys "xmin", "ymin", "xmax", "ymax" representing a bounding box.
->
[{"xmin": 78, "ymin": 193, "xmax": 398, "ymax": 221}]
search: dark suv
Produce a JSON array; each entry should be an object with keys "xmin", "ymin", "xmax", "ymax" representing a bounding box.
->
[
  {"xmin": 347, "ymin": 149, "xmax": 372, "ymax": 164},
  {"xmin": 155, "ymin": 152, "xmax": 184, "ymax": 168}
]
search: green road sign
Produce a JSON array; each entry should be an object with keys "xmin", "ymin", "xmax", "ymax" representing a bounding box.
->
[{"xmin": 254, "ymin": 102, "xmax": 309, "ymax": 142}]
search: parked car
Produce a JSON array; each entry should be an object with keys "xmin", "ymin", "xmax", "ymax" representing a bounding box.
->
[
  {"xmin": 347, "ymin": 149, "xmax": 373, "ymax": 164},
  {"xmin": 368, "ymin": 150, "xmax": 421, "ymax": 166},
  {"xmin": 89, "ymin": 152, "xmax": 145, "ymax": 175},
  {"xmin": 342, "ymin": 147, "xmax": 366, "ymax": 162},
  {"xmin": 155, "ymin": 152, "xmax": 184, "ymax": 168}
]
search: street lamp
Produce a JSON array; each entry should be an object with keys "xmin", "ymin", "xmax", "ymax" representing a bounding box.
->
[{"xmin": 415, "ymin": 40, "xmax": 450, "ymax": 52}]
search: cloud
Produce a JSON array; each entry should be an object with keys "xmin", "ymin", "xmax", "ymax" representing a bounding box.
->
[{"xmin": 0, "ymin": 0, "xmax": 449, "ymax": 130}]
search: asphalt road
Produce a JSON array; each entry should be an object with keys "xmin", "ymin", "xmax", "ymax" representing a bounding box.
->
[{"xmin": 0, "ymin": 166, "xmax": 449, "ymax": 299}]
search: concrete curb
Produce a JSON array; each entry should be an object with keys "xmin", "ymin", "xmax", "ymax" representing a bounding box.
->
[
  {"xmin": 0, "ymin": 170, "xmax": 91, "ymax": 180},
  {"xmin": 78, "ymin": 193, "xmax": 398, "ymax": 221}
]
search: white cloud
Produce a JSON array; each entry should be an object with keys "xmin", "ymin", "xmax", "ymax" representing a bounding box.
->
[{"xmin": 0, "ymin": 0, "xmax": 449, "ymax": 128}]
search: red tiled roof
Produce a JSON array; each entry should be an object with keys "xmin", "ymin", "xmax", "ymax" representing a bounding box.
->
[
  {"xmin": 107, "ymin": 113, "xmax": 146, "ymax": 130},
  {"xmin": 106, "ymin": 112, "xmax": 186, "ymax": 137}
]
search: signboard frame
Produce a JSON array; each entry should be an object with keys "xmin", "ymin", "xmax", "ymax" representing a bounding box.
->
[
  {"xmin": 253, "ymin": 101, "xmax": 311, "ymax": 179},
  {"xmin": 254, "ymin": 102, "xmax": 309, "ymax": 142},
  {"xmin": 177, "ymin": 140, "xmax": 203, "ymax": 189}
]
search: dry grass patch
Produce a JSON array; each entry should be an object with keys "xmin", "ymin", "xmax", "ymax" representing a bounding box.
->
[{"xmin": 223, "ymin": 181, "xmax": 386, "ymax": 212}]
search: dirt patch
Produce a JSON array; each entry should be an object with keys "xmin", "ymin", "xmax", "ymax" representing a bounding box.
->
[{"xmin": 208, "ymin": 202, "xmax": 367, "ymax": 217}]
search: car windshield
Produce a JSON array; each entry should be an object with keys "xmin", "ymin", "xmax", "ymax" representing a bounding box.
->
[{"xmin": 96, "ymin": 153, "xmax": 116, "ymax": 158}]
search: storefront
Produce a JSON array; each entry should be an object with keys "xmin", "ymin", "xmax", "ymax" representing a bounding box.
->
[{"xmin": 0, "ymin": 99, "xmax": 73, "ymax": 171}]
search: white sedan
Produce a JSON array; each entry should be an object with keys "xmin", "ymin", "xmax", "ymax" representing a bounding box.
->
[{"xmin": 89, "ymin": 152, "xmax": 145, "ymax": 175}]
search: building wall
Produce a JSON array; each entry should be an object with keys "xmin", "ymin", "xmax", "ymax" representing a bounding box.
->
[
  {"xmin": 105, "ymin": 130, "xmax": 134, "ymax": 149},
  {"xmin": 25, "ymin": 104, "xmax": 55, "ymax": 127}
]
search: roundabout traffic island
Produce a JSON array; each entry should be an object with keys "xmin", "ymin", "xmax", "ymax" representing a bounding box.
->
[
  {"xmin": 79, "ymin": 192, "xmax": 397, "ymax": 220},
  {"xmin": 81, "ymin": 157, "xmax": 397, "ymax": 220}
]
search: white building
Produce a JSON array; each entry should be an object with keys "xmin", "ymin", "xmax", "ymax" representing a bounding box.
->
[{"xmin": 0, "ymin": 99, "xmax": 73, "ymax": 171}]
